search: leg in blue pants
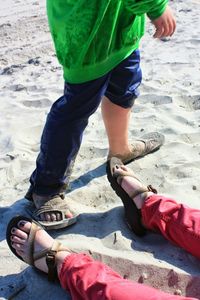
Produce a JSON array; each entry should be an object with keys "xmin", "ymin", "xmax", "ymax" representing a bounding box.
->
[{"xmin": 27, "ymin": 50, "xmax": 141, "ymax": 198}]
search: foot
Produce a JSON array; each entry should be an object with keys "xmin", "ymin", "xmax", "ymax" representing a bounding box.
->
[
  {"xmin": 33, "ymin": 193, "xmax": 74, "ymax": 222},
  {"xmin": 10, "ymin": 220, "xmax": 70, "ymax": 274},
  {"xmin": 108, "ymin": 140, "xmax": 146, "ymax": 162},
  {"xmin": 112, "ymin": 164, "xmax": 154, "ymax": 209},
  {"xmin": 108, "ymin": 132, "xmax": 165, "ymax": 164}
]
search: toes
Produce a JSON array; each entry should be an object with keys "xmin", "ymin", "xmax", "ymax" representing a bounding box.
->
[
  {"xmin": 113, "ymin": 164, "xmax": 132, "ymax": 177},
  {"xmin": 11, "ymin": 235, "xmax": 26, "ymax": 244},
  {"xmin": 11, "ymin": 227, "xmax": 28, "ymax": 240},
  {"xmin": 39, "ymin": 213, "xmax": 45, "ymax": 221},
  {"xmin": 38, "ymin": 211, "xmax": 72, "ymax": 222},
  {"xmin": 65, "ymin": 211, "xmax": 73, "ymax": 219},
  {"xmin": 113, "ymin": 164, "xmax": 127, "ymax": 173},
  {"xmin": 56, "ymin": 213, "xmax": 61, "ymax": 221},
  {"xmin": 12, "ymin": 242, "xmax": 24, "ymax": 251},
  {"xmin": 113, "ymin": 165, "xmax": 120, "ymax": 175},
  {"xmin": 121, "ymin": 165, "xmax": 128, "ymax": 171},
  {"xmin": 50, "ymin": 213, "xmax": 57, "ymax": 222},
  {"xmin": 44, "ymin": 213, "xmax": 51, "ymax": 222},
  {"xmin": 38, "ymin": 213, "xmax": 51, "ymax": 222},
  {"xmin": 16, "ymin": 249, "xmax": 24, "ymax": 256},
  {"xmin": 39, "ymin": 213, "xmax": 59, "ymax": 222},
  {"xmin": 18, "ymin": 220, "xmax": 32, "ymax": 234}
]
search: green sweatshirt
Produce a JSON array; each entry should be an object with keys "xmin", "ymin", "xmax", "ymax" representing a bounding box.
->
[{"xmin": 47, "ymin": 0, "xmax": 168, "ymax": 83}]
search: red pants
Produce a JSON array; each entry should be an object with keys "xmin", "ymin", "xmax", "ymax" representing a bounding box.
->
[
  {"xmin": 142, "ymin": 194, "xmax": 200, "ymax": 260},
  {"xmin": 58, "ymin": 194, "xmax": 200, "ymax": 300}
]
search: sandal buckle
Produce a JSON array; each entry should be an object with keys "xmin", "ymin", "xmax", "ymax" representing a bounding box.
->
[
  {"xmin": 46, "ymin": 250, "xmax": 57, "ymax": 282},
  {"xmin": 147, "ymin": 185, "xmax": 157, "ymax": 194}
]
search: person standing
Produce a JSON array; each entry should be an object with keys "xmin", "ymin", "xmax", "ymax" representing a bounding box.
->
[{"xmin": 25, "ymin": 0, "xmax": 176, "ymax": 229}]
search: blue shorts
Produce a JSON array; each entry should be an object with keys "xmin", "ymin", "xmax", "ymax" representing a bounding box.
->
[
  {"xmin": 28, "ymin": 50, "xmax": 142, "ymax": 196},
  {"xmin": 65, "ymin": 49, "xmax": 142, "ymax": 109},
  {"xmin": 104, "ymin": 49, "xmax": 142, "ymax": 108}
]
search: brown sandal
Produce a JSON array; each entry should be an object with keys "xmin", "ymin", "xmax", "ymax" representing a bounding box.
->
[
  {"xmin": 107, "ymin": 132, "xmax": 165, "ymax": 164},
  {"xmin": 6, "ymin": 216, "xmax": 72, "ymax": 281},
  {"xmin": 25, "ymin": 191, "xmax": 78, "ymax": 231}
]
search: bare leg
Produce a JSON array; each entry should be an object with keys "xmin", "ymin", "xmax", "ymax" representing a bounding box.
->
[{"xmin": 101, "ymin": 97, "xmax": 145, "ymax": 157}]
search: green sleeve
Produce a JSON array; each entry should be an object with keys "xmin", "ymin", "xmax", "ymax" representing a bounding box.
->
[{"xmin": 124, "ymin": 0, "xmax": 168, "ymax": 19}]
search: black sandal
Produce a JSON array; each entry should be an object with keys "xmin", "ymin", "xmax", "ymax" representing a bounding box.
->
[{"xmin": 106, "ymin": 157, "xmax": 157, "ymax": 237}]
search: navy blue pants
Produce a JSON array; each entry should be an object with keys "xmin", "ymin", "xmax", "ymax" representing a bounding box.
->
[{"xmin": 28, "ymin": 50, "xmax": 142, "ymax": 196}]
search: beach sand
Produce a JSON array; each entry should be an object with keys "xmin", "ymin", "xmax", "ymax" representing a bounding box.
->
[{"xmin": 0, "ymin": 0, "xmax": 200, "ymax": 299}]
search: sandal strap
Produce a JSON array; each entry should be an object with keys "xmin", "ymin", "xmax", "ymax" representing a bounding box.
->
[
  {"xmin": 113, "ymin": 168, "xmax": 157, "ymax": 199},
  {"xmin": 115, "ymin": 172, "xmax": 140, "ymax": 186},
  {"xmin": 33, "ymin": 239, "xmax": 72, "ymax": 282},
  {"xmin": 25, "ymin": 222, "xmax": 39, "ymax": 265},
  {"xmin": 46, "ymin": 241, "xmax": 61, "ymax": 282},
  {"xmin": 46, "ymin": 250, "xmax": 57, "ymax": 282},
  {"xmin": 45, "ymin": 241, "xmax": 73, "ymax": 282},
  {"xmin": 129, "ymin": 187, "xmax": 149, "ymax": 199},
  {"xmin": 129, "ymin": 184, "xmax": 157, "ymax": 199},
  {"xmin": 147, "ymin": 185, "xmax": 157, "ymax": 194},
  {"xmin": 33, "ymin": 196, "xmax": 72, "ymax": 221}
]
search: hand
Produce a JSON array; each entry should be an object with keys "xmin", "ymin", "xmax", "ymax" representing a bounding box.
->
[{"xmin": 151, "ymin": 6, "xmax": 176, "ymax": 38}]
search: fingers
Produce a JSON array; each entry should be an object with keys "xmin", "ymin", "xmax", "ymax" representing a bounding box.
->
[
  {"xmin": 152, "ymin": 6, "xmax": 176, "ymax": 39},
  {"xmin": 153, "ymin": 26, "xmax": 164, "ymax": 39},
  {"xmin": 170, "ymin": 17, "xmax": 176, "ymax": 36},
  {"xmin": 153, "ymin": 18, "xmax": 176, "ymax": 38},
  {"xmin": 164, "ymin": 16, "xmax": 176, "ymax": 37}
]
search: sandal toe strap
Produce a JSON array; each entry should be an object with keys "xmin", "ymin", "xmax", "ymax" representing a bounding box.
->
[{"xmin": 115, "ymin": 173, "xmax": 140, "ymax": 186}]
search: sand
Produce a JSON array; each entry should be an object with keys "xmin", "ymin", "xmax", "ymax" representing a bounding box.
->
[{"xmin": 0, "ymin": 0, "xmax": 200, "ymax": 299}]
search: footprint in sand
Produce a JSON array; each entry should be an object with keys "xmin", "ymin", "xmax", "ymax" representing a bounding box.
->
[
  {"xmin": 22, "ymin": 98, "xmax": 52, "ymax": 108},
  {"xmin": 180, "ymin": 132, "xmax": 200, "ymax": 144},
  {"xmin": 10, "ymin": 84, "xmax": 27, "ymax": 91},
  {"xmin": 139, "ymin": 94, "xmax": 172, "ymax": 106},
  {"xmin": 176, "ymin": 95, "xmax": 200, "ymax": 111},
  {"xmin": 167, "ymin": 164, "xmax": 200, "ymax": 182},
  {"xmin": 27, "ymin": 57, "xmax": 40, "ymax": 66},
  {"xmin": 189, "ymin": 39, "xmax": 200, "ymax": 46},
  {"xmin": 1, "ymin": 64, "xmax": 25, "ymax": 75},
  {"xmin": 0, "ymin": 135, "xmax": 14, "ymax": 155}
]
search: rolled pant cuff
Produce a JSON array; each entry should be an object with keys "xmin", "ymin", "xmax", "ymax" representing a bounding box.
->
[{"xmin": 24, "ymin": 184, "xmax": 68, "ymax": 201}]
